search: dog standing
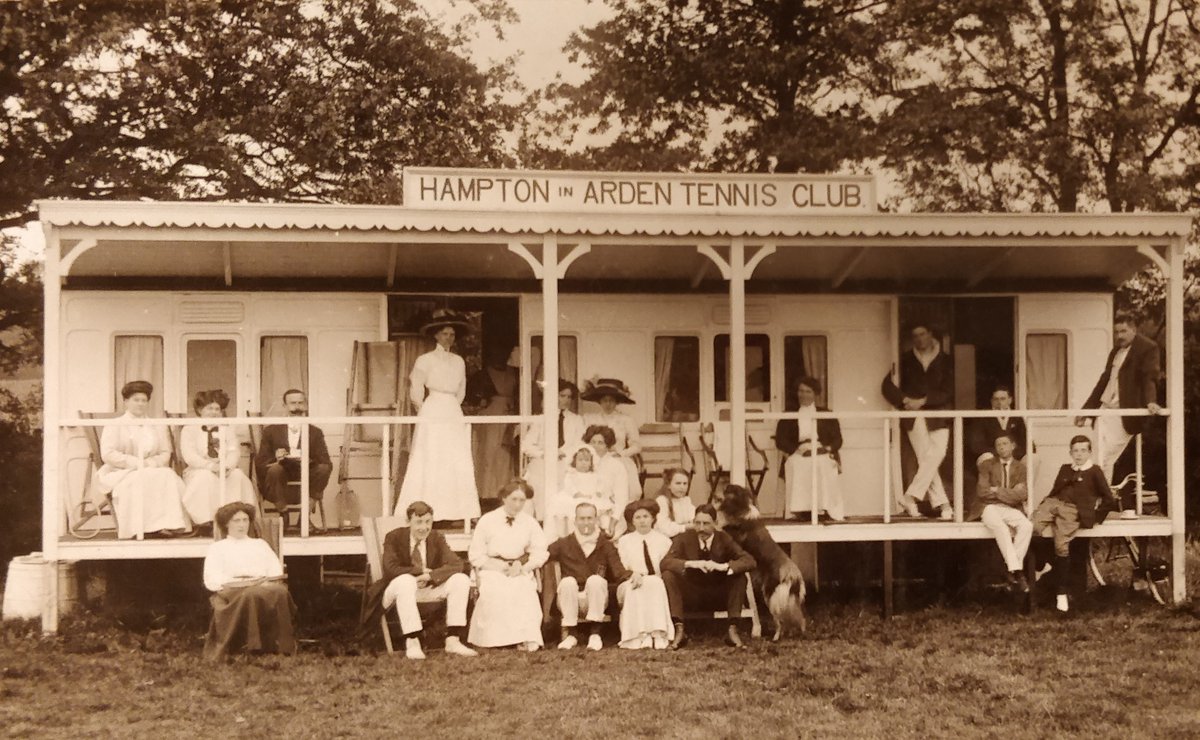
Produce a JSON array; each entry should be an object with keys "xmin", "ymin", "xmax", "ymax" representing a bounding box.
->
[{"xmin": 717, "ymin": 485, "xmax": 807, "ymax": 640}]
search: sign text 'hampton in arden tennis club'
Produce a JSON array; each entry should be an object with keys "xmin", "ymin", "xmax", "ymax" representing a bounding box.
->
[{"xmin": 403, "ymin": 168, "xmax": 876, "ymax": 215}]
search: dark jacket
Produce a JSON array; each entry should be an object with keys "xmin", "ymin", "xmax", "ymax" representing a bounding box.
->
[
  {"xmin": 547, "ymin": 532, "xmax": 629, "ymax": 585},
  {"xmin": 1083, "ymin": 334, "xmax": 1160, "ymax": 434},
  {"xmin": 255, "ymin": 423, "xmax": 332, "ymax": 468},
  {"xmin": 881, "ymin": 349, "xmax": 955, "ymax": 431},
  {"xmin": 359, "ymin": 528, "xmax": 466, "ymax": 639},
  {"xmin": 661, "ymin": 530, "xmax": 755, "ymax": 576},
  {"xmin": 774, "ymin": 412, "xmax": 843, "ymax": 476},
  {"xmin": 969, "ymin": 456, "xmax": 1028, "ymax": 521},
  {"xmin": 1047, "ymin": 463, "xmax": 1116, "ymax": 529},
  {"xmin": 966, "ymin": 417, "xmax": 1028, "ymax": 463}
]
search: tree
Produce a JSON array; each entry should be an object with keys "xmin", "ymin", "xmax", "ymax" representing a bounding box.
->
[
  {"xmin": 0, "ymin": 0, "xmax": 522, "ymax": 228},
  {"xmin": 529, "ymin": 0, "xmax": 882, "ymax": 173},
  {"xmin": 0, "ymin": 236, "xmax": 42, "ymax": 374},
  {"xmin": 870, "ymin": 0, "xmax": 1200, "ymax": 213}
]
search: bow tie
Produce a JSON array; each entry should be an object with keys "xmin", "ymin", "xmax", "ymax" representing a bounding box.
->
[{"xmin": 505, "ymin": 515, "xmax": 515, "ymax": 526}]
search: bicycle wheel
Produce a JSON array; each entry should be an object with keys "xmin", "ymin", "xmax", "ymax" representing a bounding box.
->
[
  {"xmin": 1088, "ymin": 538, "xmax": 1129, "ymax": 588},
  {"xmin": 1125, "ymin": 537, "xmax": 1172, "ymax": 606}
]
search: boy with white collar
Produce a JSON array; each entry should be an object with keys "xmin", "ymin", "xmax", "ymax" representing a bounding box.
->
[{"xmin": 1032, "ymin": 435, "xmax": 1117, "ymax": 612}]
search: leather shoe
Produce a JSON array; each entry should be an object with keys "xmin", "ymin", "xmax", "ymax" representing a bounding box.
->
[
  {"xmin": 668, "ymin": 623, "xmax": 687, "ymax": 650},
  {"xmin": 724, "ymin": 624, "xmax": 746, "ymax": 649}
]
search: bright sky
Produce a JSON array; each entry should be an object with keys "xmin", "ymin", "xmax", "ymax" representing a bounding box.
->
[{"xmin": 4, "ymin": 0, "xmax": 608, "ymax": 263}]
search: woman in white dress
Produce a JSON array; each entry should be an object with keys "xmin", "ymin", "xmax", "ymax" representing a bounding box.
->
[
  {"xmin": 468, "ymin": 480, "xmax": 549, "ymax": 650},
  {"xmin": 774, "ymin": 376, "xmax": 845, "ymax": 521},
  {"xmin": 394, "ymin": 310, "xmax": 480, "ymax": 523},
  {"xmin": 521, "ymin": 378, "xmax": 586, "ymax": 520},
  {"xmin": 203, "ymin": 502, "xmax": 294, "ymax": 661},
  {"xmin": 97, "ymin": 380, "xmax": 190, "ymax": 539},
  {"xmin": 582, "ymin": 378, "xmax": 643, "ymax": 498},
  {"xmin": 616, "ymin": 499, "xmax": 674, "ymax": 649},
  {"xmin": 654, "ymin": 468, "xmax": 696, "ymax": 537},
  {"xmin": 584, "ymin": 424, "xmax": 630, "ymax": 537},
  {"xmin": 181, "ymin": 389, "xmax": 257, "ymax": 529}
]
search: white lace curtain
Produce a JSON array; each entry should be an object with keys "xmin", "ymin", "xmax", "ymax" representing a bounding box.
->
[{"xmin": 1026, "ymin": 333, "xmax": 1067, "ymax": 409}]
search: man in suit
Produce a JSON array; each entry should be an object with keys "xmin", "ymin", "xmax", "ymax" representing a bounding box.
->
[
  {"xmin": 970, "ymin": 432, "xmax": 1032, "ymax": 594},
  {"xmin": 547, "ymin": 501, "xmax": 630, "ymax": 650},
  {"xmin": 661, "ymin": 504, "xmax": 756, "ymax": 649},
  {"xmin": 967, "ymin": 386, "xmax": 1028, "ymax": 466},
  {"xmin": 1076, "ymin": 314, "xmax": 1161, "ymax": 518},
  {"xmin": 381, "ymin": 500, "xmax": 477, "ymax": 659},
  {"xmin": 254, "ymin": 389, "xmax": 333, "ymax": 515},
  {"xmin": 882, "ymin": 322, "xmax": 955, "ymax": 520}
]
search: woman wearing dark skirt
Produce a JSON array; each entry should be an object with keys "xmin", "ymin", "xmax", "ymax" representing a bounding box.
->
[{"xmin": 203, "ymin": 502, "xmax": 296, "ymax": 661}]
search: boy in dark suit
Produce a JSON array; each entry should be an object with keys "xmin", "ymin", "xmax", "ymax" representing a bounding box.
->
[
  {"xmin": 971, "ymin": 432, "xmax": 1032, "ymax": 593},
  {"xmin": 547, "ymin": 502, "xmax": 630, "ymax": 650},
  {"xmin": 661, "ymin": 504, "xmax": 756, "ymax": 649},
  {"xmin": 1032, "ymin": 436, "xmax": 1117, "ymax": 613},
  {"xmin": 254, "ymin": 389, "xmax": 333, "ymax": 513},
  {"xmin": 380, "ymin": 501, "xmax": 476, "ymax": 659}
]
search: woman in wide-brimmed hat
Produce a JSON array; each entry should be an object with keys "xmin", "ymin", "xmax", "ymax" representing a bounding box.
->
[
  {"xmin": 582, "ymin": 377, "xmax": 643, "ymax": 501},
  {"xmin": 394, "ymin": 309, "xmax": 480, "ymax": 523}
]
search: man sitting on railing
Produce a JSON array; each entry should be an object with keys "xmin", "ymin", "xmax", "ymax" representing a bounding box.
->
[
  {"xmin": 881, "ymin": 322, "xmax": 954, "ymax": 521},
  {"xmin": 1032, "ymin": 435, "xmax": 1118, "ymax": 613},
  {"xmin": 970, "ymin": 432, "xmax": 1031, "ymax": 595},
  {"xmin": 1076, "ymin": 313, "xmax": 1161, "ymax": 520},
  {"xmin": 254, "ymin": 389, "xmax": 332, "ymax": 517}
]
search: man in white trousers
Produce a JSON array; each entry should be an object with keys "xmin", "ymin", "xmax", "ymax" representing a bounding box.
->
[{"xmin": 971, "ymin": 433, "xmax": 1032, "ymax": 593}]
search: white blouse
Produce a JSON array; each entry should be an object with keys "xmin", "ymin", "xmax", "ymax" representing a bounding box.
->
[
  {"xmin": 409, "ymin": 345, "xmax": 466, "ymax": 407},
  {"xmin": 100, "ymin": 411, "xmax": 172, "ymax": 471},
  {"xmin": 617, "ymin": 530, "xmax": 672, "ymax": 576},
  {"xmin": 468, "ymin": 508, "xmax": 549, "ymax": 569},
  {"xmin": 180, "ymin": 424, "xmax": 242, "ymax": 471},
  {"xmin": 654, "ymin": 495, "xmax": 695, "ymax": 538},
  {"xmin": 585, "ymin": 410, "xmax": 642, "ymax": 455},
  {"xmin": 203, "ymin": 537, "xmax": 283, "ymax": 592}
]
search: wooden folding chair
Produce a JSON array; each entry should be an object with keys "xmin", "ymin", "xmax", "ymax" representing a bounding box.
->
[
  {"xmin": 247, "ymin": 414, "xmax": 327, "ymax": 532},
  {"xmin": 69, "ymin": 411, "xmax": 121, "ymax": 539},
  {"xmin": 636, "ymin": 422, "xmax": 697, "ymax": 498},
  {"xmin": 699, "ymin": 422, "xmax": 769, "ymax": 503}
]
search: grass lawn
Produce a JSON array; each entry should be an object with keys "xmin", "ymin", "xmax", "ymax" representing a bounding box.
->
[{"xmin": 3, "ymin": 592, "xmax": 1200, "ymax": 739}]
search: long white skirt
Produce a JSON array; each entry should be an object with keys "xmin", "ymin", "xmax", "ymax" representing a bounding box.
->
[
  {"xmin": 784, "ymin": 453, "xmax": 845, "ymax": 520},
  {"xmin": 616, "ymin": 576, "xmax": 674, "ymax": 648},
  {"xmin": 618, "ymin": 455, "xmax": 642, "ymax": 500},
  {"xmin": 395, "ymin": 391, "xmax": 480, "ymax": 521},
  {"xmin": 468, "ymin": 570, "xmax": 543, "ymax": 648},
  {"xmin": 182, "ymin": 467, "xmax": 258, "ymax": 525},
  {"xmin": 523, "ymin": 456, "xmax": 569, "ymax": 521},
  {"xmin": 108, "ymin": 467, "xmax": 191, "ymax": 539}
]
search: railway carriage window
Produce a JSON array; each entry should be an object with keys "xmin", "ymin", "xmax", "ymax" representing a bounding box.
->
[
  {"xmin": 187, "ymin": 339, "xmax": 239, "ymax": 415},
  {"xmin": 654, "ymin": 336, "xmax": 700, "ymax": 422},
  {"xmin": 530, "ymin": 335, "xmax": 578, "ymax": 411},
  {"xmin": 714, "ymin": 334, "xmax": 770, "ymax": 403},
  {"xmin": 114, "ymin": 335, "xmax": 164, "ymax": 416},
  {"xmin": 1026, "ymin": 333, "xmax": 1068, "ymax": 409},
  {"xmin": 783, "ymin": 335, "xmax": 829, "ymax": 408},
  {"xmin": 260, "ymin": 336, "xmax": 308, "ymax": 415}
]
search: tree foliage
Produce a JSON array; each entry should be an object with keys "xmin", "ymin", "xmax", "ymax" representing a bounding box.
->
[
  {"xmin": 870, "ymin": 0, "xmax": 1200, "ymax": 213},
  {"xmin": 529, "ymin": 0, "xmax": 881, "ymax": 173},
  {"xmin": 0, "ymin": 0, "xmax": 522, "ymax": 228}
]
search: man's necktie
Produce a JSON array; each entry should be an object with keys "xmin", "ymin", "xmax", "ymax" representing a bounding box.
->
[
  {"xmin": 557, "ymin": 411, "xmax": 564, "ymax": 448},
  {"xmin": 700, "ymin": 537, "xmax": 709, "ymax": 555},
  {"xmin": 642, "ymin": 539, "xmax": 656, "ymax": 575},
  {"xmin": 1001, "ymin": 462, "xmax": 1008, "ymax": 489},
  {"xmin": 203, "ymin": 426, "xmax": 219, "ymax": 458},
  {"xmin": 411, "ymin": 541, "xmax": 424, "ymax": 571}
]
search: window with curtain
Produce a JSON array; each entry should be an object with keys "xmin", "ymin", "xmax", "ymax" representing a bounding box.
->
[
  {"xmin": 530, "ymin": 335, "xmax": 578, "ymax": 412},
  {"xmin": 654, "ymin": 336, "xmax": 700, "ymax": 422},
  {"xmin": 714, "ymin": 334, "xmax": 770, "ymax": 403},
  {"xmin": 114, "ymin": 335, "xmax": 164, "ymax": 416},
  {"xmin": 1026, "ymin": 333, "xmax": 1067, "ymax": 409},
  {"xmin": 260, "ymin": 336, "xmax": 309, "ymax": 414},
  {"xmin": 783, "ymin": 335, "xmax": 829, "ymax": 408},
  {"xmin": 187, "ymin": 339, "xmax": 239, "ymax": 415}
]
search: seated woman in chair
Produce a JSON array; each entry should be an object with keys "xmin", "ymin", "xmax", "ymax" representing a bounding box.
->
[
  {"xmin": 181, "ymin": 390, "xmax": 258, "ymax": 531},
  {"xmin": 203, "ymin": 502, "xmax": 296, "ymax": 661},
  {"xmin": 774, "ymin": 376, "xmax": 845, "ymax": 522},
  {"xmin": 653, "ymin": 468, "xmax": 695, "ymax": 537},
  {"xmin": 97, "ymin": 380, "xmax": 190, "ymax": 539},
  {"xmin": 468, "ymin": 479, "xmax": 549, "ymax": 651},
  {"xmin": 616, "ymin": 499, "xmax": 674, "ymax": 649}
]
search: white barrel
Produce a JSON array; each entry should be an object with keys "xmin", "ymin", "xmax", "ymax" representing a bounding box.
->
[{"xmin": 2, "ymin": 554, "xmax": 79, "ymax": 621}]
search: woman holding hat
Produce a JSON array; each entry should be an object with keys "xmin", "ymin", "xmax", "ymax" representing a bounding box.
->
[
  {"xmin": 582, "ymin": 377, "xmax": 643, "ymax": 499},
  {"xmin": 393, "ymin": 310, "xmax": 480, "ymax": 523},
  {"xmin": 97, "ymin": 379, "xmax": 191, "ymax": 539}
]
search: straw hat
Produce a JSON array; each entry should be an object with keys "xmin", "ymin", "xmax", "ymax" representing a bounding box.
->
[
  {"xmin": 419, "ymin": 309, "xmax": 473, "ymax": 337},
  {"xmin": 580, "ymin": 377, "xmax": 634, "ymax": 404}
]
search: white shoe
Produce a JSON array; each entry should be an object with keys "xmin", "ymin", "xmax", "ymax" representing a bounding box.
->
[
  {"xmin": 404, "ymin": 637, "xmax": 426, "ymax": 660},
  {"xmin": 519, "ymin": 641, "xmax": 541, "ymax": 652},
  {"xmin": 938, "ymin": 506, "xmax": 954, "ymax": 521},
  {"xmin": 444, "ymin": 636, "xmax": 478, "ymax": 657},
  {"xmin": 557, "ymin": 635, "xmax": 578, "ymax": 650},
  {"xmin": 901, "ymin": 495, "xmax": 920, "ymax": 518},
  {"xmin": 1055, "ymin": 594, "xmax": 1069, "ymax": 612},
  {"xmin": 587, "ymin": 634, "xmax": 603, "ymax": 651},
  {"xmin": 1120, "ymin": 509, "xmax": 1138, "ymax": 520}
]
